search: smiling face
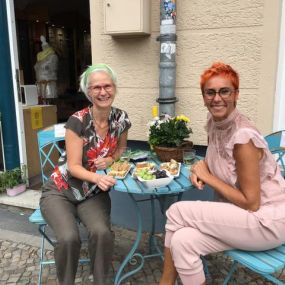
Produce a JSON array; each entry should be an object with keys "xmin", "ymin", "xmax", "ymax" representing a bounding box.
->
[
  {"xmin": 87, "ymin": 71, "xmax": 116, "ymax": 109},
  {"xmin": 203, "ymin": 75, "xmax": 239, "ymax": 121}
]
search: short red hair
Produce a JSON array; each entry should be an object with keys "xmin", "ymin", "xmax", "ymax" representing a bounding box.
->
[{"xmin": 200, "ymin": 62, "xmax": 239, "ymax": 92}]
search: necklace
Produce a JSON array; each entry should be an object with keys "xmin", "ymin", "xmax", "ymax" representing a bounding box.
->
[
  {"xmin": 92, "ymin": 108, "xmax": 109, "ymax": 129},
  {"xmin": 93, "ymin": 119, "xmax": 109, "ymax": 129}
]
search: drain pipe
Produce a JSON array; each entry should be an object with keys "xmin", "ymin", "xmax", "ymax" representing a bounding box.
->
[
  {"xmin": 157, "ymin": 0, "xmax": 177, "ymax": 117},
  {"xmin": 156, "ymin": 1, "xmax": 179, "ymax": 231}
]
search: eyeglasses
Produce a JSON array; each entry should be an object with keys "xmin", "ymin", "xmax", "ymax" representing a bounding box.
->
[
  {"xmin": 88, "ymin": 84, "xmax": 113, "ymax": 94},
  {"xmin": 203, "ymin": 87, "xmax": 236, "ymax": 99}
]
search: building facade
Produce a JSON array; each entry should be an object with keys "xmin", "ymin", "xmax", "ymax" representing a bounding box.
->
[
  {"xmin": 90, "ymin": 0, "xmax": 284, "ymax": 145},
  {"xmin": 1, "ymin": 0, "xmax": 285, "ymax": 173}
]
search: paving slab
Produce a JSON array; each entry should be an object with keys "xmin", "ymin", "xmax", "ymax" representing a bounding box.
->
[
  {"xmin": 1, "ymin": 192, "xmax": 285, "ymax": 284},
  {"xmin": 1, "ymin": 225, "xmax": 285, "ymax": 284},
  {"xmin": 0, "ymin": 190, "xmax": 40, "ymax": 210}
]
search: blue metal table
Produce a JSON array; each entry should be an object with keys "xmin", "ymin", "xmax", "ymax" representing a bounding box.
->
[{"xmin": 104, "ymin": 156, "xmax": 194, "ymax": 285}]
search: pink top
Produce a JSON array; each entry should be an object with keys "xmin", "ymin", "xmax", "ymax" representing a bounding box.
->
[{"xmin": 205, "ymin": 108, "xmax": 285, "ymax": 212}]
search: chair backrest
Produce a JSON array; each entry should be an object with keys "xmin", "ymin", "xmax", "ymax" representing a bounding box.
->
[
  {"xmin": 37, "ymin": 123, "xmax": 66, "ymax": 183},
  {"xmin": 264, "ymin": 130, "xmax": 285, "ymax": 177}
]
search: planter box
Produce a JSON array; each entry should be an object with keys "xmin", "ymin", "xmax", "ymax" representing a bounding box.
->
[
  {"xmin": 6, "ymin": 183, "xmax": 26, "ymax": 197},
  {"xmin": 154, "ymin": 141, "xmax": 193, "ymax": 162}
]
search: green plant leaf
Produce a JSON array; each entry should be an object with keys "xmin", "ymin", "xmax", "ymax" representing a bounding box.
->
[
  {"xmin": 0, "ymin": 166, "xmax": 26, "ymax": 189},
  {"xmin": 148, "ymin": 116, "xmax": 192, "ymax": 147}
]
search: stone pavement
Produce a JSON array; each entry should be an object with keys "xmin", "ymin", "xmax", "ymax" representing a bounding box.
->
[
  {"xmin": 1, "ymin": 221, "xmax": 285, "ymax": 285},
  {"xmin": 0, "ymin": 198, "xmax": 284, "ymax": 284}
]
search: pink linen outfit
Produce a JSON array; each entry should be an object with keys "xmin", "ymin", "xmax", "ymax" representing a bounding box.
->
[{"xmin": 164, "ymin": 108, "xmax": 285, "ymax": 284}]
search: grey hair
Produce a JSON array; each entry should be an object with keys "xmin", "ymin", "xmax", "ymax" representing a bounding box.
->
[{"xmin": 79, "ymin": 63, "xmax": 117, "ymax": 102}]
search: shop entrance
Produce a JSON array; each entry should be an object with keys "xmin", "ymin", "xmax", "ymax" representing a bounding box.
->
[
  {"xmin": 14, "ymin": 0, "xmax": 91, "ymax": 122},
  {"xmin": 6, "ymin": 0, "xmax": 91, "ymax": 186}
]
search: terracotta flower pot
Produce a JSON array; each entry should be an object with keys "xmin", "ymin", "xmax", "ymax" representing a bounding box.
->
[
  {"xmin": 153, "ymin": 141, "xmax": 193, "ymax": 162},
  {"xmin": 6, "ymin": 183, "xmax": 26, "ymax": 197}
]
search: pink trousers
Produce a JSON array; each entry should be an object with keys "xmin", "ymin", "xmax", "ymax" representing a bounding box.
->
[{"xmin": 165, "ymin": 201, "xmax": 285, "ymax": 285}]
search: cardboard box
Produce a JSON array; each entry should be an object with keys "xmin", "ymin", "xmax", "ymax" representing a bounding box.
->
[{"xmin": 23, "ymin": 105, "xmax": 57, "ymax": 180}]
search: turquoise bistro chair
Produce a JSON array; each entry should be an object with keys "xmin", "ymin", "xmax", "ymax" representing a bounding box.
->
[
  {"xmin": 29, "ymin": 124, "xmax": 89, "ymax": 285},
  {"xmin": 265, "ymin": 130, "xmax": 285, "ymax": 177}
]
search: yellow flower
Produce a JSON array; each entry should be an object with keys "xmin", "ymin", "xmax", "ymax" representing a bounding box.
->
[
  {"xmin": 176, "ymin": 114, "xmax": 190, "ymax": 123},
  {"xmin": 148, "ymin": 114, "xmax": 192, "ymax": 148}
]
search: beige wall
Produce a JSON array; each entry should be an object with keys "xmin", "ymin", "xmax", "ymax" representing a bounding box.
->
[{"xmin": 90, "ymin": 0, "xmax": 281, "ymax": 145}]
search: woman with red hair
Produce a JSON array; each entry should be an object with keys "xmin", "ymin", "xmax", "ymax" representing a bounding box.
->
[{"xmin": 159, "ymin": 62, "xmax": 285, "ymax": 285}]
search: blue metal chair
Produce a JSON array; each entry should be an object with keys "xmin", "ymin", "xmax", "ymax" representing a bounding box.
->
[
  {"xmin": 223, "ymin": 130, "xmax": 285, "ymax": 284},
  {"xmin": 37, "ymin": 123, "xmax": 66, "ymax": 183},
  {"xmin": 223, "ymin": 246, "xmax": 285, "ymax": 284},
  {"xmin": 29, "ymin": 124, "xmax": 89, "ymax": 285},
  {"xmin": 265, "ymin": 130, "xmax": 285, "ymax": 177}
]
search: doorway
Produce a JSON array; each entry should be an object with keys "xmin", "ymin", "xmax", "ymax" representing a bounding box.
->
[
  {"xmin": 6, "ymin": 0, "xmax": 91, "ymax": 186},
  {"xmin": 14, "ymin": 0, "xmax": 91, "ymax": 122}
]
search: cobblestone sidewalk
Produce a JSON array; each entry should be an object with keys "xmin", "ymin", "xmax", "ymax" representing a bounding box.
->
[{"xmin": 0, "ymin": 225, "xmax": 284, "ymax": 284}]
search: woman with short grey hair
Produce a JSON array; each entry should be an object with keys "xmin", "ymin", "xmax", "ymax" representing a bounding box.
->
[{"xmin": 40, "ymin": 63, "xmax": 131, "ymax": 285}]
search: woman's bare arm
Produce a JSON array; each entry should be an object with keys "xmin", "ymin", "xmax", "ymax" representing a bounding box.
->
[
  {"xmin": 191, "ymin": 140, "xmax": 263, "ymax": 211},
  {"xmin": 112, "ymin": 130, "xmax": 128, "ymax": 159}
]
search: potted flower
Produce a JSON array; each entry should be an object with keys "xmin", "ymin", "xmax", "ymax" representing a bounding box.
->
[
  {"xmin": 0, "ymin": 165, "xmax": 27, "ymax": 197},
  {"xmin": 148, "ymin": 114, "xmax": 193, "ymax": 162}
]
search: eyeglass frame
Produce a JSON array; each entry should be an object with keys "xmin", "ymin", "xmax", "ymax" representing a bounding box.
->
[
  {"xmin": 202, "ymin": 87, "xmax": 238, "ymax": 99},
  {"xmin": 88, "ymin": 84, "xmax": 114, "ymax": 94}
]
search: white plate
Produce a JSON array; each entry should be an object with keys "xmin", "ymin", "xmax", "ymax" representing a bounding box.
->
[
  {"xmin": 160, "ymin": 162, "xmax": 181, "ymax": 178},
  {"xmin": 108, "ymin": 163, "xmax": 132, "ymax": 180},
  {"xmin": 137, "ymin": 171, "xmax": 174, "ymax": 189}
]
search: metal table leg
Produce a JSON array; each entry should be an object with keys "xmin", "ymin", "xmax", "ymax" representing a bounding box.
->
[
  {"xmin": 114, "ymin": 193, "xmax": 144, "ymax": 285},
  {"xmin": 148, "ymin": 195, "xmax": 163, "ymax": 259},
  {"xmin": 114, "ymin": 193, "xmax": 168, "ymax": 284}
]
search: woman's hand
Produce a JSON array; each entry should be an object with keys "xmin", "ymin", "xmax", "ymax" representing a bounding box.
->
[
  {"xmin": 190, "ymin": 173, "xmax": 205, "ymax": 190},
  {"xmin": 94, "ymin": 157, "xmax": 113, "ymax": 170},
  {"xmin": 96, "ymin": 174, "xmax": 116, "ymax": 191},
  {"xmin": 190, "ymin": 160, "xmax": 210, "ymax": 190}
]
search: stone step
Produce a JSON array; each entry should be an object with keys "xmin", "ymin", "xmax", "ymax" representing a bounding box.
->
[{"xmin": 0, "ymin": 189, "xmax": 40, "ymax": 210}]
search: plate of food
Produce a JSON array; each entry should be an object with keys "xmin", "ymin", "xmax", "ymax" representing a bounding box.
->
[
  {"xmin": 135, "ymin": 169, "xmax": 174, "ymax": 189},
  {"xmin": 136, "ymin": 161, "xmax": 156, "ymax": 171},
  {"xmin": 129, "ymin": 150, "xmax": 149, "ymax": 162},
  {"xmin": 132, "ymin": 161, "xmax": 156, "ymax": 178},
  {"xmin": 107, "ymin": 161, "xmax": 132, "ymax": 179},
  {"xmin": 160, "ymin": 159, "xmax": 181, "ymax": 177}
]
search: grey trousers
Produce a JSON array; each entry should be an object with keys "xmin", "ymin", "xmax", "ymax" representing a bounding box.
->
[{"xmin": 40, "ymin": 184, "xmax": 114, "ymax": 285}]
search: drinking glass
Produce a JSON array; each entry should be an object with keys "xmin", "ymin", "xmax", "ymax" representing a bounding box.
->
[{"xmin": 183, "ymin": 149, "xmax": 196, "ymax": 169}]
